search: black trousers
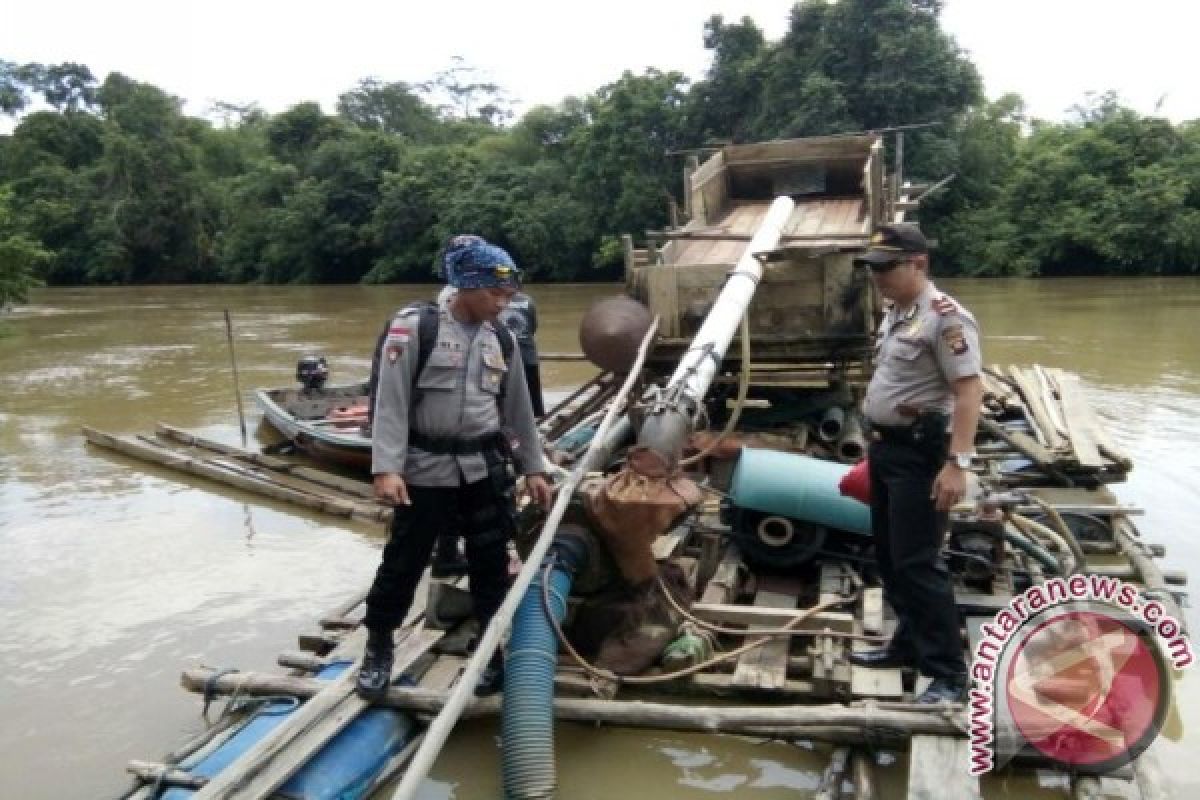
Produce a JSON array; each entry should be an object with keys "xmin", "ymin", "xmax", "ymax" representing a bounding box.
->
[
  {"xmin": 524, "ymin": 362, "xmax": 545, "ymax": 418},
  {"xmin": 363, "ymin": 478, "xmax": 514, "ymax": 635},
  {"xmin": 868, "ymin": 436, "xmax": 966, "ymax": 682}
]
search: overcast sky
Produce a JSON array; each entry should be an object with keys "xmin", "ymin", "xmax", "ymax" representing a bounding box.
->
[{"xmin": 2, "ymin": 0, "xmax": 1196, "ymax": 125}]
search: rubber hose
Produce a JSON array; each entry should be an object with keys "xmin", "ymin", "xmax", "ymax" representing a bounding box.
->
[
  {"xmin": 987, "ymin": 522, "xmax": 1062, "ymax": 574},
  {"xmin": 501, "ymin": 536, "xmax": 589, "ymax": 799}
]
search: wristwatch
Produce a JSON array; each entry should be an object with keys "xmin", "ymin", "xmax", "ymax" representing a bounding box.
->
[{"xmin": 948, "ymin": 452, "xmax": 974, "ymax": 470}]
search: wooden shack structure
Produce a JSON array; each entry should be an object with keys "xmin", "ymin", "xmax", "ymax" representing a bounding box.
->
[{"xmin": 625, "ymin": 135, "xmax": 893, "ymax": 385}]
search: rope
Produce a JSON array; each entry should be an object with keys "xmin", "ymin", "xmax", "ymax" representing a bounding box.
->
[{"xmin": 200, "ymin": 666, "xmax": 300, "ymax": 726}]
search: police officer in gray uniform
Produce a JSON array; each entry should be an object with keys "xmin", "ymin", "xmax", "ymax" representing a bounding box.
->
[
  {"xmin": 498, "ymin": 292, "xmax": 544, "ymax": 418},
  {"xmin": 847, "ymin": 223, "xmax": 984, "ymax": 705},
  {"xmin": 358, "ymin": 237, "xmax": 553, "ymax": 700}
]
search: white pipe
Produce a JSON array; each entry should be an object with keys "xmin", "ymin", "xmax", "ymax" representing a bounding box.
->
[{"xmin": 387, "ymin": 317, "xmax": 660, "ymax": 800}]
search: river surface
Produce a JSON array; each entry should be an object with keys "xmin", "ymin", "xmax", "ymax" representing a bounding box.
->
[{"xmin": 1, "ymin": 279, "xmax": 1198, "ymax": 799}]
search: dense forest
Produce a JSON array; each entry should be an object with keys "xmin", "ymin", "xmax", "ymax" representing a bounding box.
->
[{"xmin": 3, "ymin": 0, "xmax": 1199, "ymax": 305}]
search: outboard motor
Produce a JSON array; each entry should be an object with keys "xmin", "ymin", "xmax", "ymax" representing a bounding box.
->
[{"xmin": 296, "ymin": 356, "xmax": 329, "ymax": 391}]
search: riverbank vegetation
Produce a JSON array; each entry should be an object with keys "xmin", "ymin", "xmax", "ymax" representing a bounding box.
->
[{"xmin": 2, "ymin": 0, "xmax": 1198, "ymax": 302}]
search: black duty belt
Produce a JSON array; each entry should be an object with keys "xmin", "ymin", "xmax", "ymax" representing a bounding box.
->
[
  {"xmin": 410, "ymin": 430, "xmax": 506, "ymax": 456},
  {"xmin": 867, "ymin": 412, "xmax": 949, "ymax": 446}
]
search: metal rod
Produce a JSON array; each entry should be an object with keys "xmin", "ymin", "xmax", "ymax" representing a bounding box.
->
[
  {"xmin": 223, "ymin": 309, "xmax": 248, "ymax": 446},
  {"xmin": 387, "ymin": 316, "xmax": 660, "ymax": 800}
]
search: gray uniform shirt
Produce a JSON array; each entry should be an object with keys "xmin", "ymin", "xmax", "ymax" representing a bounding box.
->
[
  {"xmin": 371, "ymin": 304, "xmax": 547, "ymax": 486},
  {"xmin": 862, "ymin": 282, "xmax": 983, "ymax": 427}
]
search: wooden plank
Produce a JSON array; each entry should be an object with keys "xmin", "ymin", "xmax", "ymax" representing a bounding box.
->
[
  {"xmin": 860, "ymin": 588, "xmax": 884, "ymax": 636},
  {"xmin": 732, "ymin": 576, "xmax": 801, "ymax": 690},
  {"xmin": 850, "ymin": 639, "xmax": 904, "ymax": 699},
  {"xmin": 191, "ymin": 627, "xmax": 440, "ymax": 800},
  {"xmin": 1050, "ymin": 369, "xmax": 1121, "ymax": 470},
  {"xmin": 652, "ymin": 524, "xmax": 691, "ymax": 561},
  {"xmin": 1005, "ymin": 366, "xmax": 1064, "ymax": 450},
  {"xmin": 699, "ymin": 545, "xmax": 744, "ymax": 605},
  {"xmin": 850, "ymin": 581, "xmax": 903, "ymax": 699},
  {"xmin": 907, "ymin": 735, "xmax": 981, "ymax": 800}
]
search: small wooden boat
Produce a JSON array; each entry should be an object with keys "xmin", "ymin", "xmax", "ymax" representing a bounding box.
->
[{"xmin": 255, "ymin": 382, "xmax": 372, "ymax": 472}]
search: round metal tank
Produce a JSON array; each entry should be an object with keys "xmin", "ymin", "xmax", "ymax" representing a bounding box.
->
[
  {"xmin": 578, "ymin": 295, "xmax": 654, "ymax": 374},
  {"xmin": 729, "ymin": 448, "xmax": 871, "ymax": 536}
]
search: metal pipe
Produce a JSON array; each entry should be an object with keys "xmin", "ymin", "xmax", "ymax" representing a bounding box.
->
[
  {"xmin": 817, "ymin": 406, "xmax": 846, "ymax": 442},
  {"xmin": 637, "ymin": 196, "xmax": 795, "ymax": 463},
  {"xmin": 835, "ymin": 413, "xmax": 867, "ymax": 463}
]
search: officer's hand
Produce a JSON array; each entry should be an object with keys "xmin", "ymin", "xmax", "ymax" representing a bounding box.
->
[
  {"xmin": 525, "ymin": 473, "xmax": 554, "ymax": 510},
  {"xmin": 374, "ymin": 473, "xmax": 411, "ymax": 506},
  {"xmin": 931, "ymin": 464, "xmax": 966, "ymax": 512}
]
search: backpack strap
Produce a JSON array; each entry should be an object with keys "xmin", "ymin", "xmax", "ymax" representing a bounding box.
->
[
  {"xmin": 366, "ymin": 301, "xmax": 436, "ymax": 427},
  {"xmin": 493, "ymin": 323, "xmax": 514, "ymax": 407}
]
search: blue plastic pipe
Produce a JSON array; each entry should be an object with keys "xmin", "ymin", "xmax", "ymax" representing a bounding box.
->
[
  {"xmin": 501, "ymin": 536, "xmax": 589, "ymax": 799},
  {"xmin": 729, "ymin": 447, "xmax": 872, "ymax": 535}
]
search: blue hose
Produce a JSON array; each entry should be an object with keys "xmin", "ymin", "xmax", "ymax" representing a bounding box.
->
[{"xmin": 501, "ymin": 535, "xmax": 588, "ymax": 799}]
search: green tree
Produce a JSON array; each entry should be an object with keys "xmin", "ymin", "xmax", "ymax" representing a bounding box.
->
[
  {"xmin": 0, "ymin": 186, "xmax": 46, "ymax": 304},
  {"xmin": 336, "ymin": 78, "xmax": 441, "ymax": 142}
]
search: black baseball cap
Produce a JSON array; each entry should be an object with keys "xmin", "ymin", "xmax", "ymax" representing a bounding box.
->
[{"xmin": 854, "ymin": 223, "xmax": 928, "ymax": 268}]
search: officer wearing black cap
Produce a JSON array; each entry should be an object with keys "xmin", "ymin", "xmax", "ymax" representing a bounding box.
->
[{"xmin": 848, "ymin": 223, "xmax": 984, "ymax": 705}]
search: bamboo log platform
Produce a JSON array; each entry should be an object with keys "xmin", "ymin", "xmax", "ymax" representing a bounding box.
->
[
  {"xmin": 82, "ymin": 426, "xmax": 391, "ymax": 525},
  {"xmin": 110, "ymin": 359, "xmax": 1185, "ymax": 799}
]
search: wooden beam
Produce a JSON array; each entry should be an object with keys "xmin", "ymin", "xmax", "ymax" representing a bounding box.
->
[
  {"xmin": 732, "ymin": 576, "xmax": 800, "ymax": 690},
  {"xmin": 183, "ymin": 668, "xmax": 967, "ymax": 740}
]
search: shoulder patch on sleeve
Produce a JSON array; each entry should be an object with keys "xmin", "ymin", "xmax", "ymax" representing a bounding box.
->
[
  {"xmin": 931, "ymin": 293, "xmax": 961, "ymax": 317},
  {"xmin": 941, "ymin": 323, "xmax": 969, "ymax": 355}
]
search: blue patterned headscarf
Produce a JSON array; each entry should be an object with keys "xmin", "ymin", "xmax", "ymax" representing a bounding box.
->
[{"xmin": 443, "ymin": 236, "xmax": 521, "ymax": 290}]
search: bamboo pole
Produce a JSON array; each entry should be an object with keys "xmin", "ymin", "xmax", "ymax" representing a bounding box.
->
[
  {"xmin": 388, "ymin": 316, "xmax": 661, "ymax": 800},
  {"xmin": 82, "ymin": 427, "xmax": 389, "ymax": 525},
  {"xmin": 223, "ymin": 310, "xmax": 249, "ymax": 446},
  {"xmin": 181, "ymin": 668, "xmax": 965, "ymax": 741}
]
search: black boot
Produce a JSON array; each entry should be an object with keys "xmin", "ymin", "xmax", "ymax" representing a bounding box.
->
[
  {"xmin": 916, "ymin": 676, "xmax": 967, "ymax": 704},
  {"xmin": 356, "ymin": 631, "xmax": 395, "ymax": 701},
  {"xmin": 474, "ymin": 653, "xmax": 505, "ymax": 697},
  {"xmin": 846, "ymin": 640, "xmax": 915, "ymax": 669}
]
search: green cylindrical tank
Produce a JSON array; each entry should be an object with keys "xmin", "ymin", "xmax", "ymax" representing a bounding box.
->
[{"xmin": 729, "ymin": 448, "xmax": 871, "ymax": 536}]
